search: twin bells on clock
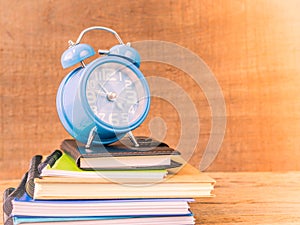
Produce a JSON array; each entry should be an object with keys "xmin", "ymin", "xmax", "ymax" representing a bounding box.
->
[{"xmin": 56, "ymin": 27, "xmax": 150, "ymax": 147}]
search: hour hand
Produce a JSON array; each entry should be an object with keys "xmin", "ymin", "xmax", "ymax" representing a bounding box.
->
[
  {"xmin": 115, "ymin": 101, "xmax": 125, "ymax": 110},
  {"xmin": 96, "ymin": 90, "xmax": 107, "ymax": 96},
  {"xmin": 115, "ymin": 97, "xmax": 132, "ymax": 111}
]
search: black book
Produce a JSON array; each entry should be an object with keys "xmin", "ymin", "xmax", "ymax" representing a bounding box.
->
[{"xmin": 61, "ymin": 136, "xmax": 182, "ymax": 170}]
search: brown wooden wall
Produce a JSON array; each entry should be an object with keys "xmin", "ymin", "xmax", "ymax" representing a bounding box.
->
[{"xmin": 1, "ymin": 0, "xmax": 300, "ymax": 179}]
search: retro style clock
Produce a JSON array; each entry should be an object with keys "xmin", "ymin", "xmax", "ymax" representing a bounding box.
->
[{"xmin": 56, "ymin": 26, "xmax": 150, "ymax": 147}]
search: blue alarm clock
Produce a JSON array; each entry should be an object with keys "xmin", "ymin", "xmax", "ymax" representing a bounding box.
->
[{"xmin": 56, "ymin": 26, "xmax": 150, "ymax": 147}]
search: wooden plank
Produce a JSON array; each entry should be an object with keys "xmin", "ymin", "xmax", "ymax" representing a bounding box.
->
[
  {"xmin": 1, "ymin": 172, "xmax": 300, "ymax": 224},
  {"xmin": 192, "ymin": 172, "xmax": 300, "ymax": 224}
]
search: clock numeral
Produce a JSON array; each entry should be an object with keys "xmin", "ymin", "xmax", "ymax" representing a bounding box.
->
[
  {"xmin": 128, "ymin": 105, "xmax": 136, "ymax": 114},
  {"xmin": 118, "ymin": 72, "xmax": 123, "ymax": 81},
  {"xmin": 93, "ymin": 69, "xmax": 126, "ymax": 82},
  {"xmin": 126, "ymin": 90, "xmax": 137, "ymax": 104},
  {"xmin": 96, "ymin": 112, "xmax": 105, "ymax": 120},
  {"xmin": 107, "ymin": 71, "xmax": 122, "ymax": 82},
  {"xmin": 90, "ymin": 106, "xmax": 97, "ymax": 113},
  {"xmin": 108, "ymin": 112, "xmax": 129, "ymax": 126},
  {"xmin": 86, "ymin": 90, "xmax": 97, "ymax": 104},
  {"xmin": 121, "ymin": 113, "xmax": 129, "ymax": 124},
  {"xmin": 90, "ymin": 107, "xmax": 106, "ymax": 122},
  {"xmin": 97, "ymin": 73, "xmax": 109, "ymax": 81},
  {"xmin": 88, "ymin": 77, "xmax": 99, "ymax": 90},
  {"xmin": 109, "ymin": 113, "xmax": 119, "ymax": 126},
  {"xmin": 93, "ymin": 69, "xmax": 111, "ymax": 81},
  {"xmin": 125, "ymin": 79, "xmax": 132, "ymax": 88}
]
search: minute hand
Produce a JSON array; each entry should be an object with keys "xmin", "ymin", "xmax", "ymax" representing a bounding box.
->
[
  {"xmin": 98, "ymin": 83, "xmax": 109, "ymax": 94},
  {"xmin": 116, "ymin": 96, "xmax": 145, "ymax": 105}
]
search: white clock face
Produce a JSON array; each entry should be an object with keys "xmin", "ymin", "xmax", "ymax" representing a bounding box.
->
[{"xmin": 85, "ymin": 62, "xmax": 149, "ymax": 128}]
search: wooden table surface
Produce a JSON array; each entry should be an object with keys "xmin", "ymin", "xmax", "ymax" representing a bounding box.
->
[{"xmin": 1, "ymin": 172, "xmax": 300, "ymax": 225}]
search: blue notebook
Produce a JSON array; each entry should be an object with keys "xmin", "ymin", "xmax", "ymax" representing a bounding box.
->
[
  {"xmin": 13, "ymin": 214, "xmax": 195, "ymax": 225},
  {"xmin": 12, "ymin": 193, "xmax": 194, "ymax": 224},
  {"xmin": 12, "ymin": 192, "xmax": 193, "ymax": 217}
]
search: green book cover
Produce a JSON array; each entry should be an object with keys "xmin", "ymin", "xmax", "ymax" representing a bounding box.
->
[{"xmin": 50, "ymin": 153, "xmax": 82, "ymax": 171}]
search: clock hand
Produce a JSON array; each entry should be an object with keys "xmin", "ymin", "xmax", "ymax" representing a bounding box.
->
[
  {"xmin": 101, "ymin": 70, "xmax": 118, "ymax": 88},
  {"xmin": 115, "ymin": 95, "xmax": 129, "ymax": 102},
  {"xmin": 97, "ymin": 82, "xmax": 118, "ymax": 102},
  {"xmin": 115, "ymin": 101, "xmax": 125, "ymax": 111},
  {"xmin": 117, "ymin": 95, "xmax": 145, "ymax": 105},
  {"xmin": 134, "ymin": 96, "xmax": 147, "ymax": 104},
  {"xmin": 98, "ymin": 82, "xmax": 109, "ymax": 94},
  {"xmin": 115, "ymin": 96, "xmax": 136, "ymax": 108},
  {"xmin": 96, "ymin": 90, "xmax": 107, "ymax": 96}
]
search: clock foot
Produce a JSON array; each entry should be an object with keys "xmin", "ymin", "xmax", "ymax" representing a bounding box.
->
[
  {"xmin": 85, "ymin": 126, "xmax": 97, "ymax": 149},
  {"xmin": 127, "ymin": 131, "xmax": 140, "ymax": 147}
]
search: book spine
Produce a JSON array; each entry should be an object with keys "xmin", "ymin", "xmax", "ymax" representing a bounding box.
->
[{"xmin": 61, "ymin": 141, "xmax": 82, "ymax": 167}]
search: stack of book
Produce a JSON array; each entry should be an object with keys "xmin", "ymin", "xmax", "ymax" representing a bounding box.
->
[{"xmin": 3, "ymin": 137, "xmax": 215, "ymax": 225}]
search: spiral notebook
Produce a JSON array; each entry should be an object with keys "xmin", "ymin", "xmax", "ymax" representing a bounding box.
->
[{"xmin": 3, "ymin": 155, "xmax": 197, "ymax": 225}]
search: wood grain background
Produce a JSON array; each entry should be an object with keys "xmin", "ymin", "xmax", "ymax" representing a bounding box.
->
[{"xmin": 1, "ymin": 0, "xmax": 300, "ymax": 179}]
